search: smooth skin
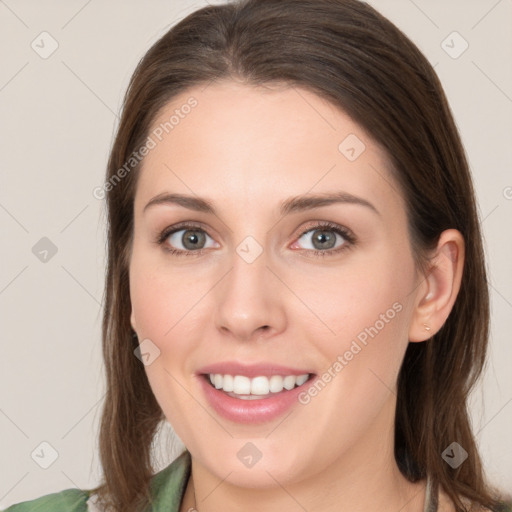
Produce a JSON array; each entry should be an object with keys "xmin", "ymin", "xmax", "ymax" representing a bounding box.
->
[{"xmin": 129, "ymin": 80, "xmax": 464, "ymax": 512}]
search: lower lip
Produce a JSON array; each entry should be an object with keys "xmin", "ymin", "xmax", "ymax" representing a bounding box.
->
[{"xmin": 198, "ymin": 375, "xmax": 313, "ymax": 424}]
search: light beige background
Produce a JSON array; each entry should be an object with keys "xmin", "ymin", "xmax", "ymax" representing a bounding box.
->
[{"xmin": 0, "ymin": 0, "xmax": 511, "ymax": 507}]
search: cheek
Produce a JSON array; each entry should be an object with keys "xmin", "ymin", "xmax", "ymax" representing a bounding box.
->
[
  {"xmin": 298, "ymin": 251, "xmax": 414, "ymax": 348},
  {"xmin": 128, "ymin": 250, "xmax": 222, "ymax": 391},
  {"xmin": 129, "ymin": 256, "xmax": 212, "ymax": 431},
  {"xmin": 302, "ymin": 249, "xmax": 416, "ymax": 406},
  {"xmin": 287, "ymin": 254, "xmax": 415, "ymax": 455},
  {"xmin": 129, "ymin": 247, "xmax": 203, "ymax": 342}
]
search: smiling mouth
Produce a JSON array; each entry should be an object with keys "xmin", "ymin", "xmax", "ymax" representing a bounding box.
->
[{"xmin": 203, "ymin": 373, "xmax": 314, "ymax": 400}]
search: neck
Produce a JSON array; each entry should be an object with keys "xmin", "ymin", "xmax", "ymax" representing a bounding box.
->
[{"xmin": 180, "ymin": 396, "xmax": 428, "ymax": 512}]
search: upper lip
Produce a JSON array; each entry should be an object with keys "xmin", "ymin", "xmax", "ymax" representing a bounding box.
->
[{"xmin": 196, "ymin": 361, "xmax": 314, "ymax": 378}]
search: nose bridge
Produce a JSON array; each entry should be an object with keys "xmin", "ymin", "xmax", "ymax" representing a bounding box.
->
[{"xmin": 214, "ymin": 238, "xmax": 286, "ymax": 341}]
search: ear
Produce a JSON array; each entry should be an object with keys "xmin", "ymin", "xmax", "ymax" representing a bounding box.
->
[
  {"xmin": 130, "ymin": 309, "xmax": 137, "ymax": 333},
  {"xmin": 408, "ymin": 229, "xmax": 465, "ymax": 342}
]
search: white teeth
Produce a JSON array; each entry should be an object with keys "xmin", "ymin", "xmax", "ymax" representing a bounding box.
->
[
  {"xmin": 223, "ymin": 374, "xmax": 234, "ymax": 392},
  {"xmin": 207, "ymin": 373, "xmax": 310, "ymax": 397},
  {"xmin": 214, "ymin": 374, "xmax": 223, "ymax": 389},
  {"xmin": 269, "ymin": 375, "xmax": 284, "ymax": 393},
  {"xmin": 251, "ymin": 376, "xmax": 269, "ymax": 395},
  {"xmin": 296, "ymin": 374, "xmax": 308, "ymax": 386},
  {"xmin": 233, "ymin": 375, "xmax": 251, "ymax": 394},
  {"xmin": 283, "ymin": 375, "xmax": 296, "ymax": 390}
]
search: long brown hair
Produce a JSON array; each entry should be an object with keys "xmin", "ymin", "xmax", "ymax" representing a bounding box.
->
[{"xmin": 90, "ymin": 0, "xmax": 507, "ymax": 510}]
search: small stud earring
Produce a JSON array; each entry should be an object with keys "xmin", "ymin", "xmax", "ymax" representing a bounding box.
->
[{"xmin": 423, "ymin": 323, "xmax": 431, "ymax": 331}]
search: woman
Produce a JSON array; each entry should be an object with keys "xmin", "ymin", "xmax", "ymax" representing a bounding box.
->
[{"xmin": 4, "ymin": 0, "xmax": 510, "ymax": 511}]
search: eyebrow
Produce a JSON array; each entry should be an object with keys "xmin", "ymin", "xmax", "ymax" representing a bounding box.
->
[{"xmin": 143, "ymin": 191, "xmax": 380, "ymax": 217}]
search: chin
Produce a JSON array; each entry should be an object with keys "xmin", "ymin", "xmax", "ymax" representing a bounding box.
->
[{"xmin": 194, "ymin": 439, "xmax": 313, "ymax": 489}]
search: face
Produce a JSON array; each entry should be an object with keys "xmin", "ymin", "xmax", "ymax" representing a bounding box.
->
[{"xmin": 129, "ymin": 80, "xmax": 425, "ymax": 488}]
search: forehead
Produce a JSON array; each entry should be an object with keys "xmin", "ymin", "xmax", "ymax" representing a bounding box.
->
[{"xmin": 135, "ymin": 80, "xmax": 403, "ymax": 217}]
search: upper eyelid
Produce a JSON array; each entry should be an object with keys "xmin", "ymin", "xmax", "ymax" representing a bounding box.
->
[{"xmin": 162, "ymin": 220, "xmax": 349, "ymax": 235}]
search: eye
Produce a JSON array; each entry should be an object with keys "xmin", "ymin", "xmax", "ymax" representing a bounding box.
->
[
  {"xmin": 157, "ymin": 223, "xmax": 219, "ymax": 255},
  {"xmin": 291, "ymin": 221, "xmax": 355, "ymax": 256},
  {"xmin": 156, "ymin": 221, "xmax": 355, "ymax": 257}
]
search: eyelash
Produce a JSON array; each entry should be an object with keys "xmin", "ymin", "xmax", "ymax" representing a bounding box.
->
[{"xmin": 155, "ymin": 221, "xmax": 356, "ymax": 258}]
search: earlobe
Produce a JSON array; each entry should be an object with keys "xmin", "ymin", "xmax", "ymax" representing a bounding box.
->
[{"xmin": 408, "ymin": 229, "xmax": 465, "ymax": 343}]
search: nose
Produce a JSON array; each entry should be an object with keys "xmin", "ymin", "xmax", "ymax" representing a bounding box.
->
[{"xmin": 214, "ymin": 247, "xmax": 287, "ymax": 342}]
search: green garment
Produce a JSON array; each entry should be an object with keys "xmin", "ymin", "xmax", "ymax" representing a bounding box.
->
[
  {"xmin": 3, "ymin": 449, "xmax": 511, "ymax": 511},
  {"xmin": 2, "ymin": 450, "xmax": 191, "ymax": 512}
]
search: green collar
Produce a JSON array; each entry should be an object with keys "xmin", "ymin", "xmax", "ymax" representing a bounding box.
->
[{"xmin": 147, "ymin": 450, "xmax": 191, "ymax": 511}]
